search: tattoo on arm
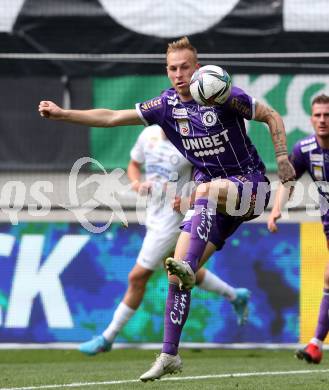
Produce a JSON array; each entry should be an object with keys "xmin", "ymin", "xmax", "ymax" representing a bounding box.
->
[
  {"xmin": 255, "ymin": 102, "xmax": 295, "ymax": 183},
  {"xmin": 255, "ymin": 103, "xmax": 288, "ymax": 158}
]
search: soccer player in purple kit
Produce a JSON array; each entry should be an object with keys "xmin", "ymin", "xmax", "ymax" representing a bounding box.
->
[
  {"xmin": 39, "ymin": 37, "xmax": 295, "ymax": 380},
  {"xmin": 78, "ymin": 124, "xmax": 251, "ymax": 356},
  {"xmin": 268, "ymin": 94, "xmax": 329, "ymax": 365}
]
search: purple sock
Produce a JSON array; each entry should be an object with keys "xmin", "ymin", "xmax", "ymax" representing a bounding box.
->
[
  {"xmin": 162, "ymin": 283, "xmax": 191, "ymax": 356},
  {"xmin": 314, "ymin": 288, "xmax": 329, "ymax": 341},
  {"xmin": 185, "ymin": 197, "xmax": 216, "ymax": 272}
]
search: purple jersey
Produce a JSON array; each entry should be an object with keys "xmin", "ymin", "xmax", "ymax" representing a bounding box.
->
[
  {"xmin": 136, "ymin": 86, "xmax": 266, "ymax": 182},
  {"xmin": 290, "ymin": 134, "xmax": 329, "ymax": 238}
]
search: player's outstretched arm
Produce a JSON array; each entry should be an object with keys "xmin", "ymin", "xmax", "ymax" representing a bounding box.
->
[
  {"xmin": 38, "ymin": 100, "xmax": 143, "ymax": 127},
  {"xmin": 254, "ymin": 101, "xmax": 295, "ymax": 184}
]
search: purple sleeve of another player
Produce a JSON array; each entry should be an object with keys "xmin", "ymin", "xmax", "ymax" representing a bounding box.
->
[
  {"xmin": 289, "ymin": 142, "xmax": 307, "ymax": 180},
  {"xmin": 135, "ymin": 94, "xmax": 167, "ymax": 127},
  {"xmin": 226, "ymin": 86, "xmax": 254, "ymax": 120}
]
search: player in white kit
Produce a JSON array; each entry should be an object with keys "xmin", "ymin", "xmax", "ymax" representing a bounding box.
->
[{"xmin": 79, "ymin": 125, "xmax": 251, "ymax": 355}]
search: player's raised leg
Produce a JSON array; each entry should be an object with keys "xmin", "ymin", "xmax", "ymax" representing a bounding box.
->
[
  {"xmin": 167, "ymin": 179, "xmax": 234, "ymax": 290},
  {"xmin": 182, "ymin": 183, "xmax": 218, "ymax": 273}
]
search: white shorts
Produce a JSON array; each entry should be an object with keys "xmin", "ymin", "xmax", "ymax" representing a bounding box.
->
[{"xmin": 136, "ymin": 228, "xmax": 180, "ymax": 271}]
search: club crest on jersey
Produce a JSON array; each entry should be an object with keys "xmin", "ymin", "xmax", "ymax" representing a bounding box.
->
[
  {"xmin": 202, "ymin": 111, "xmax": 217, "ymax": 127},
  {"xmin": 178, "ymin": 119, "xmax": 190, "ymax": 136}
]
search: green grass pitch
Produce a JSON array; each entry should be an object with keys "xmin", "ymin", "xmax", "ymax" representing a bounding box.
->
[{"xmin": 0, "ymin": 349, "xmax": 328, "ymax": 390}]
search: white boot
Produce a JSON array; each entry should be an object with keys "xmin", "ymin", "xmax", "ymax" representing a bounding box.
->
[
  {"xmin": 165, "ymin": 257, "xmax": 196, "ymax": 290},
  {"xmin": 139, "ymin": 353, "xmax": 182, "ymax": 382}
]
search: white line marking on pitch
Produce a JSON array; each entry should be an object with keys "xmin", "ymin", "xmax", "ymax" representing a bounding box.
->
[{"xmin": 1, "ymin": 369, "xmax": 329, "ymax": 390}]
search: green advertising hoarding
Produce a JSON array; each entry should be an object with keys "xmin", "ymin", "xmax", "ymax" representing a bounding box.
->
[{"xmin": 91, "ymin": 75, "xmax": 170, "ymax": 170}]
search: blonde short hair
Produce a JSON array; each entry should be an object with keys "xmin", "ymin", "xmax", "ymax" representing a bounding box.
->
[{"xmin": 166, "ymin": 36, "xmax": 198, "ymax": 62}]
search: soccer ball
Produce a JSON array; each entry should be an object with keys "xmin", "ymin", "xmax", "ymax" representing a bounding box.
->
[{"xmin": 189, "ymin": 65, "xmax": 232, "ymax": 106}]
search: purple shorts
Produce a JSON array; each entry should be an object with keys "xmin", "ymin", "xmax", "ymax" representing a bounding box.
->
[{"xmin": 181, "ymin": 172, "xmax": 271, "ymax": 250}]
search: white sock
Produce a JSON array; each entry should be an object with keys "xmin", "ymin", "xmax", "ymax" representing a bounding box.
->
[
  {"xmin": 102, "ymin": 302, "xmax": 136, "ymax": 342},
  {"xmin": 198, "ymin": 269, "xmax": 236, "ymax": 301},
  {"xmin": 310, "ymin": 337, "xmax": 323, "ymax": 349}
]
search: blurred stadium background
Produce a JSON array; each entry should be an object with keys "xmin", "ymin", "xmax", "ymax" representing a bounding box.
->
[{"xmin": 0, "ymin": 0, "xmax": 328, "ymax": 350}]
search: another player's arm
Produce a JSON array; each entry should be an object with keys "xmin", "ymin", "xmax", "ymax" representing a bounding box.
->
[
  {"xmin": 38, "ymin": 100, "xmax": 143, "ymax": 127},
  {"xmin": 127, "ymin": 159, "xmax": 153, "ymax": 193},
  {"xmin": 127, "ymin": 159, "xmax": 145, "ymax": 192},
  {"xmin": 172, "ymin": 194, "xmax": 194, "ymax": 213},
  {"xmin": 172, "ymin": 184, "xmax": 196, "ymax": 214},
  {"xmin": 267, "ymin": 183, "xmax": 294, "ymax": 232},
  {"xmin": 254, "ymin": 102, "xmax": 295, "ymax": 184},
  {"xmin": 127, "ymin": 159, "xmax": 142, "ymax": 192}
]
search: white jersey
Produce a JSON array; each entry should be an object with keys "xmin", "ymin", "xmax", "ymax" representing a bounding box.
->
[{"xmin": 130, "ymin": 125, "xmax": 193, "ymax": 232}]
